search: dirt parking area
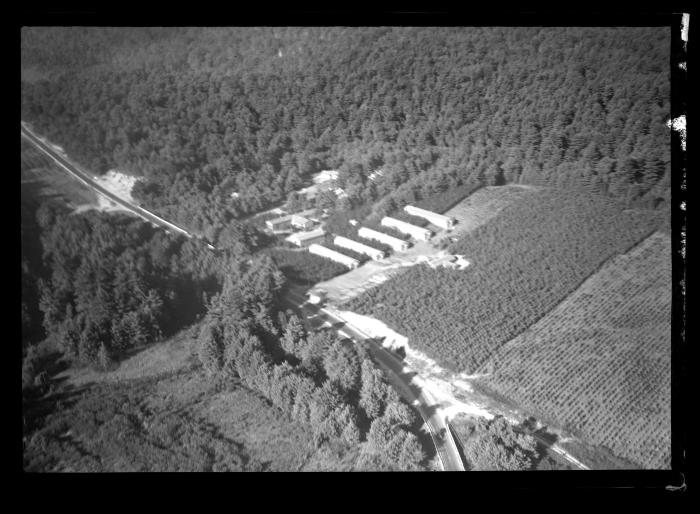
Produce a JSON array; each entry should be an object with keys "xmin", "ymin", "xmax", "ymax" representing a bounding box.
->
[{"xmin": 317, "ymin": 238, "xmax": 443, "ymax": 303}]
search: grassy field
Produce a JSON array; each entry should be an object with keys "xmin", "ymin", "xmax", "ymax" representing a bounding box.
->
[
  {"xmin": 476, "ymin": 231, "xmax": 671, "ymax": 469},
  {"xmin": 53, "ymin": 324, "xmax": 202, "ymax": 387},
  {"xmin": 23, "ymin": 322, "xmax": 364, "ymax": 472},
  {"xmin": 442, "ymin": 184, "xmax": 538, "ymax": 236},
  {"xmin": 24, "ymin": 368, "xmax": 321, "ymax": 471},
  {"xmin": 21, "ymin": 138, "xmax": 98, "ymax": 210}
]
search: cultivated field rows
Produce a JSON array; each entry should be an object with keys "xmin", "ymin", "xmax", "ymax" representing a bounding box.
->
[{"xmin": 477, "ymin": 231, "xmax": 672, "ymax": 469}]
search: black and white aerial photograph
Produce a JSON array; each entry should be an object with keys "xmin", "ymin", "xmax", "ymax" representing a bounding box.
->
[{"xmin": 20, "ymin": 15, "xmax": 687, "ymax": 480}]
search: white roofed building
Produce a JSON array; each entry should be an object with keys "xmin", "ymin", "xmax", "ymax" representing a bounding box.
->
[
  {"xmin": 308, "ymin": 244, "xmax": 359, "ymax": 269},
  {"xmin": 285, "ymin": 228, "xmax": 326, "ymax": 247},
  {"xmin": 404, "ymin": 205, "xmax": 456, "ymax": 230},
  {"xmin": 291, "ymin": 215, "xmax": 314, "ymax": 230},
  {"xmin": 358, "ymin": 227, "xmax": 410, "ymax": 252},
  {"xmin": 334, "ymin": 236, "xmax": 385, "ymax": 260},
  {"xmin": 381, "ymin": 216, "xmax": 433, "ymax": 241},
  {"xmin": 313, "ymin": 170, "xmax": 339, "ymax": 184},
  {"xmin": 307, "ymin": 289, "xmax": 327, "ymax": 304},
  {"xmin": 266, "ymin": 214, "xmax": 294, "ymax": 231},
  {"xmin": 367, "ymin": 169, "xmax": 384, "ymax": 181}
]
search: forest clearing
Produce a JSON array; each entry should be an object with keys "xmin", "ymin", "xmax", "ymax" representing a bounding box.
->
[{"xmin": 316, "ymin": 185, "xmax": 536, "ymax": 303}]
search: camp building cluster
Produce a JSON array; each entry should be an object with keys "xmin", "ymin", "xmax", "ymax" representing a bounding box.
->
[{"xmin": 265, "ymin": 204, "xmax": 456, "ymax": 271}]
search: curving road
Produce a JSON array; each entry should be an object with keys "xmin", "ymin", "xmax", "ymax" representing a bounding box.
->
[
  {"xmin": 284, "ymin": 288, "xmax": 465, "ymax": 471},
  {"xmin": 23, "ymin": 121, "xmax": 464, "ymax": 470},
  {"xmin": 20, "ymin": 123, "xmax": 214, "ymax": 247}
]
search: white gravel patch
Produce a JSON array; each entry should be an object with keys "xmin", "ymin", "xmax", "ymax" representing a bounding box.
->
[
  {"xmin": 92, "ymin": 170, "xmax": 143, "ymax": 204},
  {"xmin": 333, "ymin": 309, "xmax": 494, "ymax": 421}
]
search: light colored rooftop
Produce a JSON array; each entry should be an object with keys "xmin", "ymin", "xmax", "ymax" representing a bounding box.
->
[{"xmin": 286, "ymin": 228, "xmax": 326, "ymax": 241}]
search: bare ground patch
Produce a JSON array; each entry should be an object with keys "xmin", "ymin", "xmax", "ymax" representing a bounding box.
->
[{"xmin": 318, "ymin": 185, "xmax": 540, "ymax": 304}]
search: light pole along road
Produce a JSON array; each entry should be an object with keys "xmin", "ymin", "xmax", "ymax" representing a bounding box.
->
[
  {"xmin": 20, "ymin": 122, "xmax": 215, "ymax": 248},
  {"xmin": 284, "ymin": 288, "xmax": 466, "ymax": 472}
]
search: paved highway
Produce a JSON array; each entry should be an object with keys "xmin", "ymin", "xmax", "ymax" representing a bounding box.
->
[
  {"xmin": 20, "ymin": 123, "xmax": 213, "ymax": 247},
  {"xmin": 284, "ymin": 289, "xmax": 466, "ymax": 471}
]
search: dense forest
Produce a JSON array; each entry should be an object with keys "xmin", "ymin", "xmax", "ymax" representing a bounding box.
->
[
  {"xmin": 21, "ymin": 201, "xmax": 46, "ymax": 347},
  {"xmin": 25, "ymin": 203, "xmax": 226, "ymax": 375},
  {"xmin": 193, "ymin": 266, "xmax": 428, "ymax": 470},
  {"xmin": 22, "ymin": 205, "xmax": 429, "ymax": 470},
  {"xmin": 21, "ymin": 27, "xmax": 671, "ymax": 243},
  {"xmin": 21, "ymin": 26, "xmax": 673, "ymax": 471}
]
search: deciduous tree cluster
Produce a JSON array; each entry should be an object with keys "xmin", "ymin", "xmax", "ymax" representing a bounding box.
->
[{"xmin": 453, "ymin": 416, "xmax": 539, "ymax": 471}]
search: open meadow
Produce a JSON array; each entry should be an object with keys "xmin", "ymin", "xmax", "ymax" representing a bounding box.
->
[
  {"xmin": 21, "ymin": 138, "xmax": 98, "ymax": 211},
  {"xmin": 23, "ymin": 322, "xmax": 363, "ymax": 472}
]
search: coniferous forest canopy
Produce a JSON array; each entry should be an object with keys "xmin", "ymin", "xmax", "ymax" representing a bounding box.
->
[
  {"xmin": 21, "ymin": 26, "xmax": 672, "ymax": 471},
  {"xmin": 22, "ymin": 26, "xmax": 671, "ymax": 243}
]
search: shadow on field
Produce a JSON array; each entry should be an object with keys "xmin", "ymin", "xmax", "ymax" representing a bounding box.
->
[{"xmin": 23, "ymin": 381, "xmax": 91, "ymax": 435}]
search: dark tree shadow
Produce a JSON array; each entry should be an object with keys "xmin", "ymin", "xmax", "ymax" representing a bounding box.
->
[
  {"xmin": 515, "ymin": 417, "xmax": 561, "ymax": 470},
  {"xmin": 22, "ymin": 382, "xmax": 92, "ymax": 435}
]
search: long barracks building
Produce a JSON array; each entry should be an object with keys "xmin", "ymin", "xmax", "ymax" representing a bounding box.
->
[
  {"xmin": 334, "ymin": 235, "xmax": 386, "ymax": 260},
  {"xmin": 403, "ymin": 205, "xmax": 456, "ymax": 230},
  {"xmin": 381, "ymin": 216, "xmax": 433, "ymax": 241},
  {"xmin": 358, "ymin": 226, "xmax": 410, "ymax": 252},
  {"xmin": 308, "ymin": 244, "xmax": 359, "ymax": 269},
  {"xmin": 285, "ymin": 228, "xmax": 326, "ymax": 247}
]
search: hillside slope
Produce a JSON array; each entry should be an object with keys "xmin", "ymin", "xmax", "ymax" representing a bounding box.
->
[
  {"xmin": 476, "ymin": 231, "xmax": 672, "ymax": 469},
  {"xmin": 346, "ymin": 188, "xmax": 665, "ymax": 373}
]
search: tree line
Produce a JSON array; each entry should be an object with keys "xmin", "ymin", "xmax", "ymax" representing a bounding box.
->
[
  {"xmin": 452, "ymin": 415, "xmax": 541, "ymax": 471},
  {"xmin": 195, "ymin": 260, "xmax": 428, "ymax": 470},
  {"xmin": 22, "ymin": 27, "xmax": 671, "ymax": 243},
  {"xmin": 30, "ymin": 203, "xmax": 226, "ymax": 371},
  {"xmin": 22, "ymin": 196, "xmax": 429, "ymax": 469}
]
